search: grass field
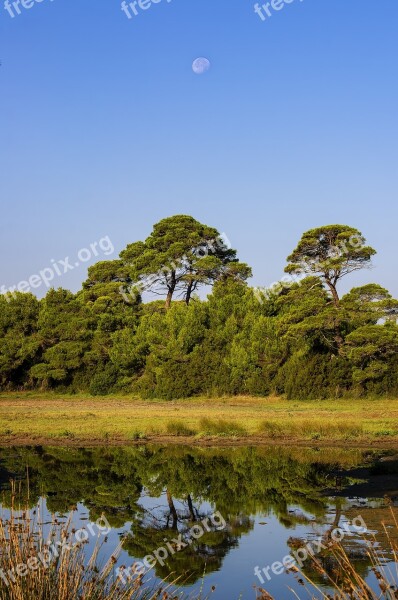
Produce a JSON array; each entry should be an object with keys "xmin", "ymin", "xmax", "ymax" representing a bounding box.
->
[{"xmin": 0, "ymin": 393, "xmax": 398, "ymax": 446}]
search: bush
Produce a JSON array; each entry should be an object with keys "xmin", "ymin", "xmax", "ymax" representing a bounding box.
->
[
  {"xmin": 199, "ymin": 418, "xmax": 247, "ymax": 437},
  {"xmin": 166, "ymin": 420, "xmax": 196, "ymax": 436},
  {"xmin": 89, "ymin": 365, "xmax": 118, "ymax": 396},
  {"xmin": 275, "ymin": 353, "xmax": 352, "ymax": 400}
]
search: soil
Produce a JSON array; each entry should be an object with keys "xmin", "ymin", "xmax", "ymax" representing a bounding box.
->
[{"xmin": 0, "ymin": 433, "xmax": 398, "ymax": 448}]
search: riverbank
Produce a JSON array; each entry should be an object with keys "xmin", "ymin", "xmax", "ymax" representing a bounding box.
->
[{"xmin": 0, "ymin": 393, "xmax": 397, "ymax": 447}]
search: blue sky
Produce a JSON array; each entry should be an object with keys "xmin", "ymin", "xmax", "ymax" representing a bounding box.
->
[{"xmin": 1, "ymin": 0, "xmax": 397, "ymax": 297}]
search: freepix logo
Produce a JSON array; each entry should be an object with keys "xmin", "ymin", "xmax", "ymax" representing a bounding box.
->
[
  {"xmin": 254, "ymin": 0, "xmax": 304, "ymax": 22},
  {"xmin": 4, "ymin": 0, "xmax": 55, "ymax": 19},
  {"xmin": 254, "ymin": 515, "xmax": 368, "ymax": 584},
  {"xmin": 0, "ymin": 515, "xmax": 111, "ymax": 587},
  {"xmin": 117, "ymin": 511, "xmax": 227, "ymax": 583},
  {"xmin": 0, "ymin": 236, "xmax": 114, "ymax": 302},
  {"xmin": 121, "ymin": 0, "xmax": 172, "ymax": 20}
]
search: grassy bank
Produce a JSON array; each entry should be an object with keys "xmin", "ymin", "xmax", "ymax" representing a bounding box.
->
[{"xmin": 0, "ymin": 393, "xmax": 397, "ymax": 446}]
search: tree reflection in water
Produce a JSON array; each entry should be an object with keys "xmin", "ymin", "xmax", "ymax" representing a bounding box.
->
[{"xmin": 0, "ymin": 445, "xmax": 395, "ymax": 587}]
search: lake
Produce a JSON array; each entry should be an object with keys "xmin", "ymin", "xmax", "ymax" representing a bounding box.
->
[{"xmin": 0, "ymin": 445, "xmax": 397, "ymax": 599}]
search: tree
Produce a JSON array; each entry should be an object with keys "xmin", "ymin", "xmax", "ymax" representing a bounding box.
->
[
  {"xmin": 125, "ymin": 301, "xmax": 209, "ymax": 399},
  {"xmin": 285, "ymin": 225, "xmax": 376, "ymax": 306},
  {"xmin": 82, "ymin": 260, "xmax": 135, "ymax": 305},
  {"xmin": 273, "ymin": 277, "xmax": 344, "ymax": 354},
  {"xmin": 29, "ymin": 289, "xmax": 92, "ymax": 389},
  {"xmin": 0, "ymin": 292, "xmax": 40, "ymax": 389},
  {"xmin": 344, "ymin": 324, "xmax": 398, "ymax": 387},
  {"xmin": 120, "ymin": 215, "xmax": 251, "ymax": 309},
  {"xmin": 341, "ymin": 284, "xmax": 398, "ymax": 328}
]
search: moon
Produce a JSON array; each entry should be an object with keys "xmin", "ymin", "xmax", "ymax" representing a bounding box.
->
[{"xmin": 192, "ymin": 57, "xmax": 210, "ymax": 75}]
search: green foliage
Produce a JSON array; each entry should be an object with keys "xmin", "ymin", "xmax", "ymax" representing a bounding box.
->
[
  {"xmin": 275, "ymin": 351, "xmax": 352, "ymax": 400},
  {"xmin": 199, "ymin": 418, "xmax": 247, "ymax": 436},
  {"xmin": 119, "ymin": 215, "xmax": 251, "ymax": 308},
  {"xmin": 89, "ymin": 363, "xmax": 118, "ymax": 395},
  {"xmin": 285, "ymin": 225, "xmax": 376, "ymax": 305},
  {"xmin": 28, "ymin": 289, "xmax": 92, "ymax": 389},
  {"xmin": 1, "ymin": 445, "xmax": 366, "ymax": 586},
  {"xmin": 341, "ymin": 284, "xmax": 398, "ymax": 328},
  {"xmin": 0, "ymin": 218, "xmax": 397, "ymax": 400},
  {"xmin": 0, "ymin": 293, "xmax": 40, "ymax": 388},
  {"xmin": 166, "ymin": 420, "xmax": 196, "ymax": 436},
  {"xmin": 344, "ymin": 324, "xmax": 398, "ymax": 388}
]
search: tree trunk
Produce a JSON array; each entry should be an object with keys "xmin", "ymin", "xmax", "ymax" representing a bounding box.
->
[
  {"xmin": 165, "ymin": 290, "xmax": 173, "ymax": 310},
  {"xmin": 325, "ymin": 280, "xmax": 344, "ymax": 350},
  {"xmin": 334, "ymin": 332, "xmax": 344, "ymax": 352},
  {"xmin": 166, "ymin": 489, "xmax": 178, "ymax": 529},
  {"xmin": 324, "ymin": 500, "xmax": 342, "ymax": 543},
  {"xmin": 165, "ymin": 271, "xmax": 176, "ymax": 310},
  {"xmin": 326, "ymin": 280, "xmax": 340, "ymax": 307},
  {"xmin": 185, "ymin": 282, "xmax": 194, "ymax": 305},
  {"xmin": 187, "ymin": 494, "xmax": 197, "ymax": 521}
]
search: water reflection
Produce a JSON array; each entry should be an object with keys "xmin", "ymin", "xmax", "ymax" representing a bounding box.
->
[{"xmin": 0, "ymin": 445, "xmax": 397, "ymax": 598}]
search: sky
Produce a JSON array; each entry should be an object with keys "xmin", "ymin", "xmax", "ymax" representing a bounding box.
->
[{"xmin": 1, "ymin": 0, "xmax": 397, "ymax": 298}]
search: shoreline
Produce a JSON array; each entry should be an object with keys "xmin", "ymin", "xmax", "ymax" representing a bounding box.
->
[{"xmin": 0, "ymin": 433, "xmax": 397, "ymax": 449}]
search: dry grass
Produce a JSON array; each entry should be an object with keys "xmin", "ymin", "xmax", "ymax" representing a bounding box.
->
[
  {"xmin": 0, "ymin": 393, "xmax": 397, "ymax": 445},
  {"xmin": 0, "ymin": 485, "xmax": 204, "ymax": 600},
  {"xmin": 258, "ymin": 419, "xmax": 363, "ymax": 440},
  {"xmin": 198, "ymin": 418, "xmax": 247, "ymax": 437},
  {"xmin": 256, "ymin": 508, "xmax": 398, "ymax": 600},
  {"xmin": 1, "ymin": 484, "xmax": 397, "ymax": 600}
]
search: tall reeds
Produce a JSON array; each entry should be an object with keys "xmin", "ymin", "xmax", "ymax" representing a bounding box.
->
[{"xmin": 256, "ymin": 508, "xmax": 398, "ymax": 599}]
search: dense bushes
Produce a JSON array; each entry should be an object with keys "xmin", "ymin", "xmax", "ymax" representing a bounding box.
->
[
  {"xmin": 276, "ymin": 352, "xmax": 353, "ymax": 400},
  {"xmin": 1, "ymin": 277, "xmax": 398, "ymax": 400},
  {"xmin": 1, "ymin": 218, "xmax": 398, "ymax": 400}
]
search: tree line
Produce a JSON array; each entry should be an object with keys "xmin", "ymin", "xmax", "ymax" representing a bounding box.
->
[{"xmin": 1, "ymin": 214, "xmax": 398, "ymax": 399}]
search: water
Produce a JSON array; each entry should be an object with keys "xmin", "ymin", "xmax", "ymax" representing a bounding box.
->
[{"xmin": 0, "ymin": 445, "xmax": 397, "ymax": 599}]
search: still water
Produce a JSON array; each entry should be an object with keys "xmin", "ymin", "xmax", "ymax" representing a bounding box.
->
[{"xmin": 0, "ymin": 445, "xmax": 397, "ymax": 599}]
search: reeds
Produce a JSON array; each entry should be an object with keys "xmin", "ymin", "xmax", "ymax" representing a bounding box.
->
[
  {"xmin": 0, "ymin": 484, "xmax": 187, "ymax": 600},
  {"xmin": 258, "ymin": 419, "xmax": 363, "ymax": 440},
  {"xmin": 256, "ymin": 508, "xmax": 398, "ymax": 599},
  {"xmin": 1, "ymin": 482, "xmax": 397, "ymax": 600}
]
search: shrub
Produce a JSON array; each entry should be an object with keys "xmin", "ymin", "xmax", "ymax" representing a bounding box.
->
[
  {"xmin": 199, "ymin": 418, "xmax": 247, "ymax": 437},
  {"xmin": 89, "ymin": 365, "xmax": 118, "ymax": 396},
  {"xmin": 166, "ymin": 420, "xmax": 195, "ymax": 436}
]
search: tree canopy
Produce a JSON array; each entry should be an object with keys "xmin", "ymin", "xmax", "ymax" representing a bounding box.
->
[
  {"xmin": 0, "ymin": 217, "xmax": 397, "ymax": 399},
  {"xmin": 285, "ymin": 225, "xmax": 376, "ymax": 306},
  {"xmin": 119, "ymin": 215, "xmax": 251, "ymax": 308}
]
